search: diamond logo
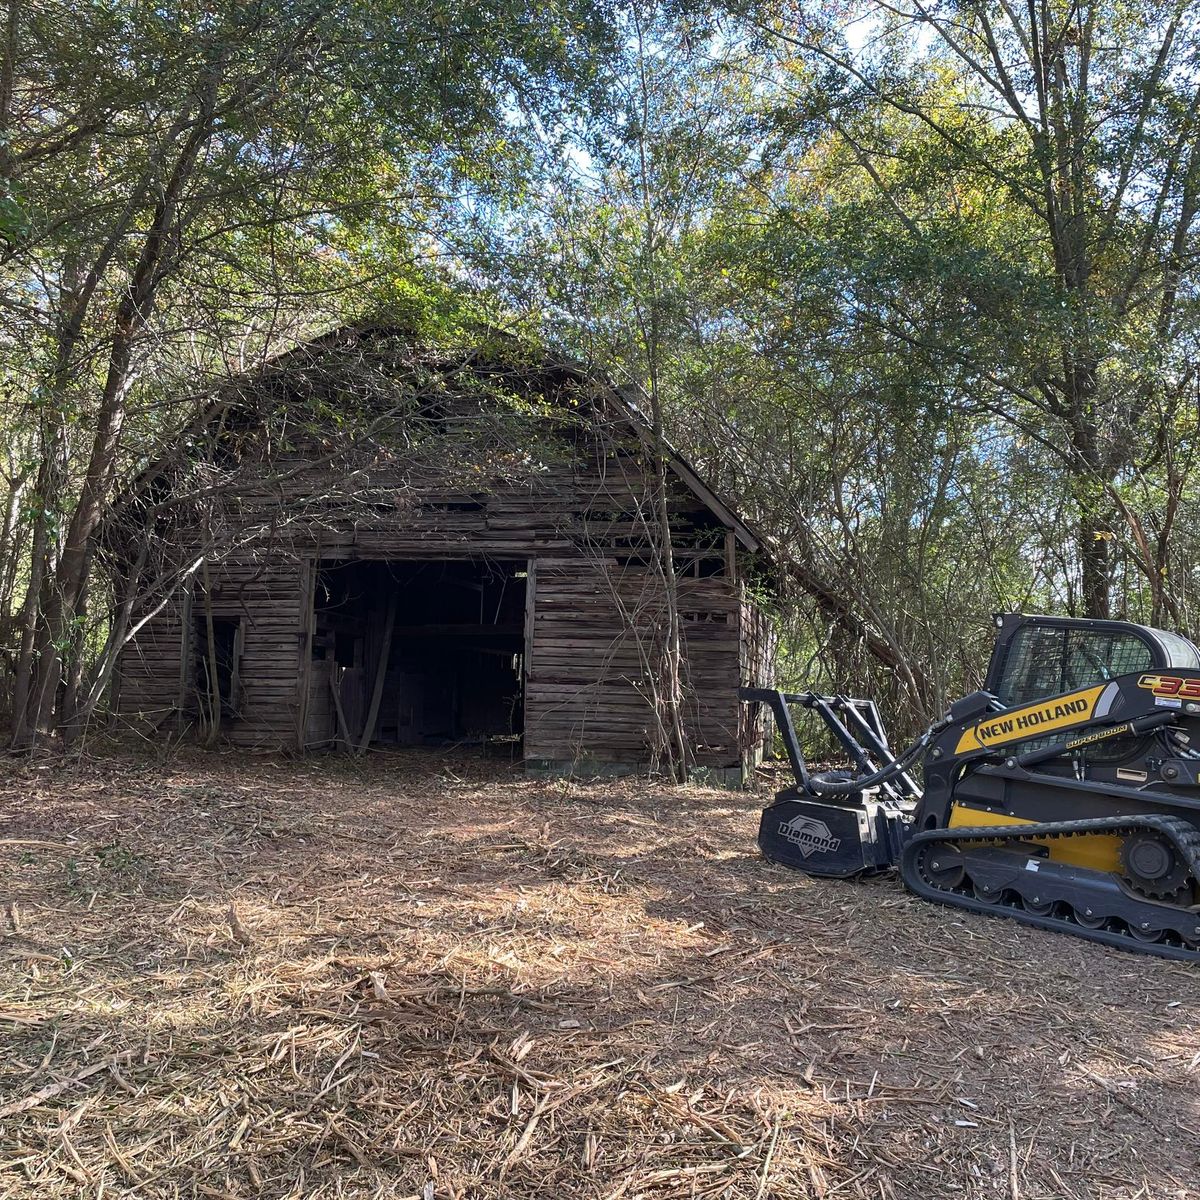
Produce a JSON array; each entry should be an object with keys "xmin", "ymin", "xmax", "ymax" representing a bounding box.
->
[{"xmin": 777, "ymin": 814, "xmax": 841, "ymax": 858}]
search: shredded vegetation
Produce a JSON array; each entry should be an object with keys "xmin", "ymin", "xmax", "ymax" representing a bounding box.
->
[{"xmin": 1, "ymin": 748, "xmax": 1198, "ymax": 1199}]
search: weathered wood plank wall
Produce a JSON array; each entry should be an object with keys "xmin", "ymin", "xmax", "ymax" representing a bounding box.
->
[
  {"xmin": 118, "ymin": 557, "xmax": 304, "ymax": 748},
  {"xmin": 523, "ymin": 559, "xmax": 744, "ymax": 768},
  {"xmin": 113, "ymin": 599, "xmax": 188, "ymax": 732}
]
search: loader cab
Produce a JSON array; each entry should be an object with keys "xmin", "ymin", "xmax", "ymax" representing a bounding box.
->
[{"xmin": 984, "ymin": 613, "xmax": 1200, "ymax": 709}]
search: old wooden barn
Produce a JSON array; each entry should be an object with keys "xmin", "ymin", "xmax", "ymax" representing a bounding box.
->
[{"xmin": 112, "ymin": 326, "xmax": 774, "ymax": 780}]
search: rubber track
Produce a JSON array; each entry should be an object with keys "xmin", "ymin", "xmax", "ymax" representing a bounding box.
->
[{"xmin": 901, "ymin": 813, "xmax": 1200, "ymax": 963}]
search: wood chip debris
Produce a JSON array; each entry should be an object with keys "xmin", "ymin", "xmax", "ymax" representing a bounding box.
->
[{"xmin": 0, "ymin": 747, "xmax": 1197, "ymax": 1199}]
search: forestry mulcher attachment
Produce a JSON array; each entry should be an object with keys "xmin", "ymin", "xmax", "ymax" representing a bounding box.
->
[{"xmin": 741, "ymin": 613, "xmax": 1200, "ymax": 962}]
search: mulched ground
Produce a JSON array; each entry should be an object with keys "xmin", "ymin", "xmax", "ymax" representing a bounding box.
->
[{"xmin": 0, "ymin": 746, "xmax": 1197, "ymax": 1199}]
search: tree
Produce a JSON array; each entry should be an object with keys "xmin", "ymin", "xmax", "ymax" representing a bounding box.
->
[
  {"xmin": 751, "ymin": 0, "xmax": 1200, "ymax": 620},
  {"xmin": 501, "ymin": 2, "xmax": 756, "ymax": 777},
  {"xmin": 1, "ymin": 0, "xmax": 614, "ymax": 747}
]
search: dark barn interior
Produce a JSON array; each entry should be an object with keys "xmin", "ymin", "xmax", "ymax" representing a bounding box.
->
[
  {"xmin": 308, "ymin": 559, "xmax": 527, "ymax": 751},
  {"xmin": 191, "ymin": 613, "xmax": 242, "ymax": 728}
]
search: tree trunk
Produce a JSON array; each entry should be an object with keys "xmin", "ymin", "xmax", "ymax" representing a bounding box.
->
[
  {"xmin": 649, "ymin": 435, "xmax": 689, "ymax": 782},
  {"xmin": 26, "ymin": 319, "xmax": 144, "ymax": 743},
  {"xmin": 1064, "ymin": 361, "xmax": 1112, "ymax": 620},
  {"xmin": 16, "ymin": 78, "xmax": 219, "ymax": 746},
  {"xmin": 66, "ymin": 539, "xmax": 151, "ymax": 739},
  {"xmin": 642, "ymin": 280, "xmax": 688, "ymax": 781},
  {"xmin": 8, "ymin": 427, "xmax": 59, "ymax": 748},
  {"xmin": 1078, "ymin": 510, "xmax": 1112, "ymax": 620}
]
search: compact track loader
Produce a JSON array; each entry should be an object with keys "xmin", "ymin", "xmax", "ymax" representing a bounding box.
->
[{"xmin": 742, "ymin": 613, "xmax": 1200, "ymax": 961}]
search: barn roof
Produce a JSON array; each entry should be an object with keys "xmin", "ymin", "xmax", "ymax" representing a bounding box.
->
[{"xmin": 134, "ymin": 323, "xmax": 767, "ymax": 555}]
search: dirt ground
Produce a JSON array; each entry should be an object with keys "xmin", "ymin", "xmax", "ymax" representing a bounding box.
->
[{"xmin": 0, "ymin": 747, "xmax": 1197, "ymax": 1200}]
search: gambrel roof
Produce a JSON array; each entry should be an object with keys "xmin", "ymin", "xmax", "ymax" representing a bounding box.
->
[{"xmin": 126, "ymin": 322, "xmax": 767, "ymax": 556}]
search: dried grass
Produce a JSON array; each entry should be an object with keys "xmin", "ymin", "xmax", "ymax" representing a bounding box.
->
[{"xmin": 0, "ymin": 747, "xmax": 1197, "ymax": 1199}]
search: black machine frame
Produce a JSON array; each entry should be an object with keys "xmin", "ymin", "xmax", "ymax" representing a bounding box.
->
[
  {"xmin": 740, "ymin": 612, "xmax": 1200, "ymax": 962},
  {"xmin": 739, "ymin": 687, "xmax": 922, "ymax": 802}
]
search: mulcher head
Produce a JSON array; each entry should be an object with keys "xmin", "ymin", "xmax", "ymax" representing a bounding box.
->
[
  {"xmin": 759, "ymin": 786, "xmax": 911, "ymax": 877},
  {"xmin": 741, "ymin": 689, "xmax": 923, "ymax": 877}
]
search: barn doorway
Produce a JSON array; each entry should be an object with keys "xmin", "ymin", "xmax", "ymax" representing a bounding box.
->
[{"xmin": 310, "ymin": 559, "xmax": 527, "ymax": 754}]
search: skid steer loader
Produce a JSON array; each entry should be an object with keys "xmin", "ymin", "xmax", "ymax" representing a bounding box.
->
[{"xmin": 741, "ymin": 612, "xmax": 1200, "ymax": 961}]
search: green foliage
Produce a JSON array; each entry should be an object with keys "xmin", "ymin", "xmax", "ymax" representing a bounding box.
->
[
  {"xmin": 6, "ymin": 0, "xmax": 1200, "ymax": 744},
  {"xmin": 489, "ymin": 0, "xmax": 1200, "ymax": 729}
]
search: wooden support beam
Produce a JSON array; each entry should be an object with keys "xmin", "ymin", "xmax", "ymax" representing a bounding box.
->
[
  {"xmin": 294, "ymin": 558, "xmax": 316, "ymax": 752},
  {"xmin": 357, "ymin": 589, "xmax": 397, "ymax": 755},
  {"xmin": 330, "ymin": 668, "xmax": 352, "ymax": 751},
  {"xmin": 175, "ymin": 580, "xmax": 194, "ymax": 733}
]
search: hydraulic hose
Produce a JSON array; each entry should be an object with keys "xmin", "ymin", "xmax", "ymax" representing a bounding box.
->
[{"xmin": 802, "ymin": 713, "xmax": 952, "ymax": 795}]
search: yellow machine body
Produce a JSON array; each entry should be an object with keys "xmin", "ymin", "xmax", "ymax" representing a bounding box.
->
[{"xmin": 947, "ymin": 804, "xmax": 1122, "ymax": 873}]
